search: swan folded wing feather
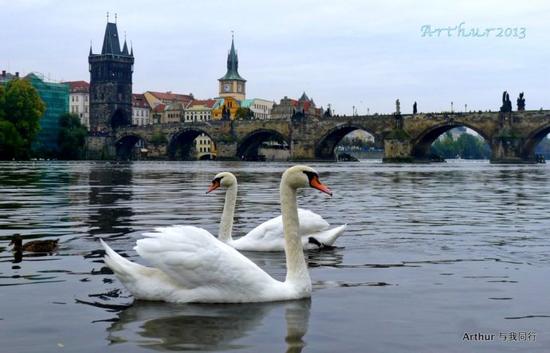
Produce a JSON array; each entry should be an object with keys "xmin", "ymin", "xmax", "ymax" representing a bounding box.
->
[
  {"xmin": 307, "ymin": 224, "xmax": 347, "ymax": 247},
  {"xmin": 243, "ymin": 208, "xmax": 329, "ymax": 243},
  {"xmin": 135, "ymin": 225, "xmax": 278, "ymax": 293}
]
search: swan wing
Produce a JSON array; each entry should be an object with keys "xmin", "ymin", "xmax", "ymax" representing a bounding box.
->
[
  {"xmin": 101, "ymin": 239, "xmax": 181, "ymax": 301},
  {"xmin": 135, "ymin": 225, "xmax": 278, "ymax": 294},
  {"xmin": 242, "ymin": 208, "xmax": 329, "ymax": 242},
  {"xmin": 303, "ymin": 224, "xmax": 347, "ymax": 249}
]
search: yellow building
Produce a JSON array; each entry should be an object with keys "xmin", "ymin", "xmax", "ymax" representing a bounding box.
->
[{"xmin": 212, "ymin": 97, "xmax": 240, "ymax": 120}]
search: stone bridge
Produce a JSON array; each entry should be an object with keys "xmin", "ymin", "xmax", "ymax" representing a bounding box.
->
[{"xmin": 86, "ymin": 110, "xmax": 550, "ymax": 163}]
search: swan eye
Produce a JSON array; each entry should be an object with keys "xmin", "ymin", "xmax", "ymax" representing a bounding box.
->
[
  {"xmin": 207, "ymin": 177, "xmax": 223, "ymax": 193},
  {"xmin": 302, "ymin": 171, "xmax": 318, "ymax": 182}
]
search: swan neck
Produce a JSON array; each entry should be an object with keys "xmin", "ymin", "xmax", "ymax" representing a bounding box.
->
[
  {"xmin": 219, "ymin": 183, "xmax": 237, "ymax": 242},
  {"xmin": 280, "ymin": 182, "xmax": 310, "ymax": 285}
]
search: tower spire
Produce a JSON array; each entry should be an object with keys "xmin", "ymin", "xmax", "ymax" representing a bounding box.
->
[{"xmin": 219, "ymin": 33, "xmax": 245, "ymax": 82}]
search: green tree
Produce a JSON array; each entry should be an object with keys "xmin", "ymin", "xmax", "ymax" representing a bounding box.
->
[
  {"xmin": 235, "ymin": 107, "xmax": 254, "ymax": 120},
  {"xmin": 150, "ymin": 131, "xmax": 168, "ymax": 146},
  {"xmin": 57, "ymin": 113, "xmax": 87, "ymax": 160},
  {"xmin": 431, "ymin": 132, "xmax": 490, "ymax": 159},
  {"xmin": 0, "ymin": 79, "xmax": 45, "ymax": 159}
]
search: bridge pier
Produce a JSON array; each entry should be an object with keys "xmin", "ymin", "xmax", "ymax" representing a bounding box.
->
[
  {"xmin": 382, "ymin": 138, "xmax": 414, "ymax": 163},
  {"xmin": 490, "ymin": 135, "xmax": 531, "ymax": 164},
  {"xmin": 86, "ymin": 136, "xmax": 116, "ymax": 160},
  {"xmin": 216, "ymin": 141, "xmax": 238, "ymax": 160}
]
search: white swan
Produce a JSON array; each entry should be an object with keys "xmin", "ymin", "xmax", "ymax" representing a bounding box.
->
[
  {"xmin": 100, "ymin": 165, "xmax": 332, "ymax": 303},
  {"xmin": 207, "ymin": 172, "xmax": 346, "ymax": 251}
]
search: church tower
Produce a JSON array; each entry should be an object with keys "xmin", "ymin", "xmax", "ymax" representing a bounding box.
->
[
  {"xmin": 218, "ymin": 35, "xmax": 246, "ymax": 101},
  {"xmin": 89, "ymin": 19, "xmax": 134, "ymax": 132}
]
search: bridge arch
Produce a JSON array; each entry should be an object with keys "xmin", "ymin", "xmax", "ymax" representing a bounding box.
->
[
  {"xmin": 411, "ymin": 122, "xmax": 492, "ymax": 160},
  {"xmin": 315, "ymin": 125, "xmax": 379, "ymax": 160},
  {"xmin": 115, "ymin": 134, "xmax": 147, "ymax": 160},
  {"xmin": 237, "ymin": 129, "xmax": 290, "ymax": 161},
  {"xmin": 521, "ymin": 123, "xmax": 550, "ymax": 160},
  {"xmin": 168, "ymin": 128, "xmax": 217, "ymax": 160}
]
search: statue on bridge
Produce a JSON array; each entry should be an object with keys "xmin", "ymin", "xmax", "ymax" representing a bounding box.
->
[
  {"xmin": 395, "ymin": 99, "xmax": 401, "ymax": 115},
  {"xmin": 394, "ymin": 99, "xmax": 403, "ymax": 129},
  {"xmin": 500, "ymin": 91, "xmax": 512, "ymax": 113},
  {"xmin": 413, "ymin": 101, "xmax": 417, "ymax": 115},
  {"xmin": 517, "ymin": 92, "xmax": 525, "ymax": 111},
  {"xmin": 222, "ymin": 105, "xmax": 231, "ymax": 120}
]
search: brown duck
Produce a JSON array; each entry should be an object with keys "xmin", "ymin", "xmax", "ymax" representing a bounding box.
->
[{"xmin": 10, "ymin": 234, "xmax": 59, "ymax": 253}]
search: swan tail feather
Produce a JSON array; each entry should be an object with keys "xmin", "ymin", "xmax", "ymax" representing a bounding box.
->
[
  {"xmin": 100, "ymin": 239, "xmax": 148, "ymax": 282},
  {"xmin": 310, "ymin": 224, "xmax": 347, "ymax": 246}
]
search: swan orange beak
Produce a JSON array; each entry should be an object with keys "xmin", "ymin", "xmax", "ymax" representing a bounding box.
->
[
  {"xmin": 206, "ymin": 180, "xmax": 220, "ymax": 194},
  {"xmin": 310, "ymin": 176, "xmax": 332, "ymax": 196}
]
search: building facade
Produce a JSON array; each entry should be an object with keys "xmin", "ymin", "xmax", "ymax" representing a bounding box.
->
[
  {"xmin": 184, "ymin": 99, "xmax": 217, "ymax": 122},
  {"xmin": 132, "ymin": 94, "xmax": 151, "ymax": 126},
  {"xmin": 162, "ymin": 102, "xmax": 185, "ymax": 124},
  {"xmin": 88, "ymin": 21, "xmax": 134, "ymax": 132},
  {"xmin": 271, "ymin": 92, "xmax": 322, "ymax": 119},
  {"xmin": 65, "ymin": 81, "xmax": 90, "ymax": 128},
  {"xmin": 218, "ymin": 36, "xmax": 246, "ymax": 101},
  {"xmin": 212, "ymin": 97, "xmax": 240, "ymax": 120},
  {"xmin": 241, "ymin": 98, "xmax": 274, "ymax": 120},
  {"xmin": 25, "ymin": 73, "xmax": 69, "ymax": 154}
]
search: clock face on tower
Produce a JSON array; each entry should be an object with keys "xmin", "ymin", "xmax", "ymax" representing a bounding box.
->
[
  {"xmin": 223, "ymin": 83, "xmax": 231, "ymax": 92},
  {"xmin": 237, "ymin": 83, "xmax": 243, "ymax": 93}
]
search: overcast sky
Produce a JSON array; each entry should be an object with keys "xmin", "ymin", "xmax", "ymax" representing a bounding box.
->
[{"xmin": 2, "ymin": 0, "xmax": 549, "ymax": 115}]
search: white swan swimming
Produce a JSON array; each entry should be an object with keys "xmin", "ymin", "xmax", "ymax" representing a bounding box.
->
[
  {"xmin": 100, "ymin": 165, "xmax": 332, "ymax": 303},
  {"xmin": 207, "ymin": 172, "xmax": 346, "ymax": 251}
]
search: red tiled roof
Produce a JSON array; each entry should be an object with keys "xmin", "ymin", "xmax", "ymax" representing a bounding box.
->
[
  {"xmin": 153, "ymin": 103, "xmax": 166, "ymax": 113},
  {"xmin": 132, "ymin": 93, "xmax": 151, "ymax": 109},
  {"xmin": 64, "ymin": 80, "xmax": 89, "ymax": 93},
  {"xmin": 147, "ymin": 91, "xmax": 194, "ymax": 104},
  {"xmin": 189, "ymin": 98, "xmax": 217, "ymax": 108}
]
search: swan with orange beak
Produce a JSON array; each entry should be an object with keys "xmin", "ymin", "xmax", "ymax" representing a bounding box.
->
[{"xmin": 206, "ymin": 168, "xmax": 345, "ymax": 251}]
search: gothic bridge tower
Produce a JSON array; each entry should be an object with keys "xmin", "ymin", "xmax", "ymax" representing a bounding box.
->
[{"xmin": 89, "ymin": 20, "xmax": 134, "ymax": 132}]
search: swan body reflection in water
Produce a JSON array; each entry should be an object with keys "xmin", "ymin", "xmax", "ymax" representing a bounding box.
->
[{"xmin": 107, "ymin": 299, "xmax": 311, "ymax": 352}]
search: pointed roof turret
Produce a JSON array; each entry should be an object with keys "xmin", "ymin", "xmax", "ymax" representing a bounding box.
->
[
  {"xmin": 219, "ymin": 34, "xmax": 246, "ymax": 82},
  {"xmin": 299, "ymin": 92, "xmax": 310, "ymax": 102},
  {"xmin": 122, "ymin": 40, "xmax": 129, "ymax": 55},
  {"xmin": 89, "ymin": 43, "xmax": 93, "ymax": 56},
  {"xmin": 101, "ymin": 22, "xmax": 122, "ymax": 55}
]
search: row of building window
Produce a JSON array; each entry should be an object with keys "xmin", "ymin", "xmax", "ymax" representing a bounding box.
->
[
  {"xmin": 71, "ymin": 105, "xmax": 89, "ymax": 114},
  {"xmin": 71, "ymin": 95, "xmax": 88, "ymax": 102}
]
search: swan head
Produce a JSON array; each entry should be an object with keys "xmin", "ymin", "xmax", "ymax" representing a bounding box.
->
[
  {"xmin": 282, "ymin": 165, "xmax": 332, "ymax": 196},
  {"xmin": 206, "ymin": 172, "xmax": 237, "ymax": 193}
]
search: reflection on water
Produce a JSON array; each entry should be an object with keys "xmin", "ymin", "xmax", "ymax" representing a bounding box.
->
[
  {"xmin": 1, "ymin": 161, "xmax": 550, "ymax": 353},
  {"xmin": 107, "ymin": 299, "xmax": 310, "ymax": 352},
  {"xmin": 88, "ymin": 163, "xmax": 134, "ymax": 238}
]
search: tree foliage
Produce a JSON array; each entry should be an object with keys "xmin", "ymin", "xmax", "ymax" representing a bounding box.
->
[
  {"xmin": 431, "ymin": 132, "xmax": 491, "ymax": 159},
  {"xmin": 0, "ymin": 79, "xmax": 45, "ymax": 159},
  {"xmin": 235, "ymin": 107, "xmax": 254, "ymax": 120},
  {"xmin": 150, "ymin": 131, "xmax": 168, "ymax": 146},
  {"xmin": 57, "ymin": 113, "xmax": 87, "ymax": 160}
]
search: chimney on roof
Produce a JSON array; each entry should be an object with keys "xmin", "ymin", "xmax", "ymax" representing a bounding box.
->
[
  {"xmin": 2, "ymin": 70, "xmax": 5, "ymax": 77},
  {"xmin": 15, "ymin": 72, "xmax": 19, "ymax": 78}
]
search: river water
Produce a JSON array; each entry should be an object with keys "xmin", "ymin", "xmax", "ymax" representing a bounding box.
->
[{"xmin": 0, "ymin": 160, "xmax": 549, "ymax": 353}]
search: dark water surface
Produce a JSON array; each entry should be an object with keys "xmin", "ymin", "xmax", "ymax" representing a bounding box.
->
[{"xmin": 1, "ymin": 160, "xmax": 549, "ymax": 353}]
